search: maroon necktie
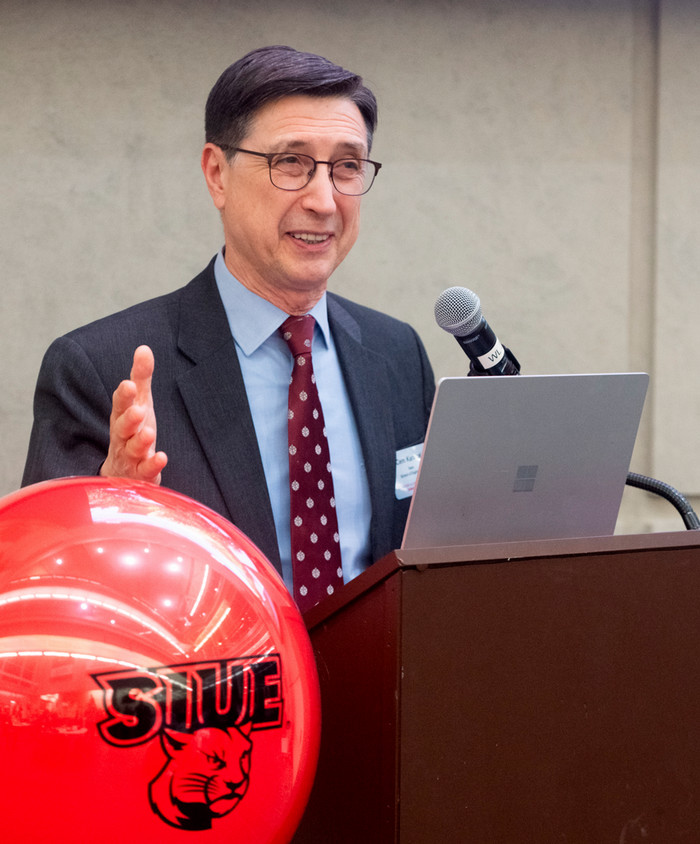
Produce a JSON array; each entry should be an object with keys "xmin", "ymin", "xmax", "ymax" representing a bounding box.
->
[{"xmin": 280, "ymin": 315, "xmax": 343, "ymax": 611}]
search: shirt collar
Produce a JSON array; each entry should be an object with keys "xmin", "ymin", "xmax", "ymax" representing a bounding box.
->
[{"xmin": 213, "ymin": 249, "xmax": 331, "ymax": 356}]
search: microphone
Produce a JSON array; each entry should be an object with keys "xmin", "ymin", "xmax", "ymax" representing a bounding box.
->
[{"xmin": 434, "ymin": 286, "xmax": 520, "ymax": 376}]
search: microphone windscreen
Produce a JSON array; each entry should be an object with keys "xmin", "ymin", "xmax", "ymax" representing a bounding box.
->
[{"xmin": 434, "ymin": 286, "xmax": 483, "ymax": 337}]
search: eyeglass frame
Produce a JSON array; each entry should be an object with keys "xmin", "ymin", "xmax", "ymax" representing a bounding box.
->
[{"xmin": 217, "ymin": 145, "xmax": 382, "ymax": 196}]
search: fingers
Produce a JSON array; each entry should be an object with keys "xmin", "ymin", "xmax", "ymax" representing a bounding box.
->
[
  {"xmin": 110, "ymin": 378, "xmax": 138, "ymax": 425},
  {"xmin": 101, "ymin": 345, "xmax": 167, "ymax": 484},
  {"xmin": 130, "ymin": 344, "xmax": 155, "ymax": 405},
  {"xmin": 139, "ymin": 450, "xmax": 168, "ymax": 482}
]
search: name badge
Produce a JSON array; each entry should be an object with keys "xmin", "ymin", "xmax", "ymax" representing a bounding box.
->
[{"xmin": 395, "ymin": 443, "xmax": 423, "ymax": 500}]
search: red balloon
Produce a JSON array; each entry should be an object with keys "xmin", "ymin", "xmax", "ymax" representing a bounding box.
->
[{"xmin": 0, "ymin": 477, "xmax": 320, "ymax": 843}]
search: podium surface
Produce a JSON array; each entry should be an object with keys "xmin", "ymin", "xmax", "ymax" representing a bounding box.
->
[{"xmin": 294, "ymin": 531, "xmax": 700, "ymax": 843}]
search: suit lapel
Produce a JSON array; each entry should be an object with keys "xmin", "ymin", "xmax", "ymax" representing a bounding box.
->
[
  {"xmin": 328, "ymin": 296, "xmax": 396, "ymax": 561},
  {"xmin": 174, "ymin": 264, "xmax": 280, "ymax": 570}
]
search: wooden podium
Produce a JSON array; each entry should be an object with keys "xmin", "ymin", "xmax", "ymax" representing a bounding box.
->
[{"xmin": 293, "ymin": 531, "xmax": 700, "ymax": 843}]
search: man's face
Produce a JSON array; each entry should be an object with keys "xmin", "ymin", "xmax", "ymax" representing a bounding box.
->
[{"xmin": 208, "ymin": 95, "xmax": 369, "ymax": 307}]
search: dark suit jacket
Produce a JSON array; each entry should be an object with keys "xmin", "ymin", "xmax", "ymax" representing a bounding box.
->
[{"xmin": 22, "ymin": 258, "xmax": 436, "ymax": 576}]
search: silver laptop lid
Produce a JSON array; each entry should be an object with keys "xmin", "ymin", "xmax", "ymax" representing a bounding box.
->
[{"xmin": 401, "ymin": 373, "xmax": 649, "ymax": 549}]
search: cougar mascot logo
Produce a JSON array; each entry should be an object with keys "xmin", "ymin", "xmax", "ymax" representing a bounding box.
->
[
  {"xmin": 150, "ymin": 724, "xmax": 253, "ymax": 830},
  {"xmin": 93, "ymin": 655, "xmax": 283, "ymax": 831}
]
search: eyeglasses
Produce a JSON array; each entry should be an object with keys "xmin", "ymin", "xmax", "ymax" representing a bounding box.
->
[{"xmin": 219, "ymin": 146, "xmax": 382, "ymax": 196}]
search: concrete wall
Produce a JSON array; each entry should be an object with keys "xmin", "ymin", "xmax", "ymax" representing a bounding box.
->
[{"xmin": 2, "ymin": 0, "xmax": 698, "ymax": 533}]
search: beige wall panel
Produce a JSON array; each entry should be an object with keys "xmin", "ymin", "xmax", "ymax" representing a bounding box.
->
[{"xmin": 654, "ymin": 0, "xmax": 700, "ymax": 494}]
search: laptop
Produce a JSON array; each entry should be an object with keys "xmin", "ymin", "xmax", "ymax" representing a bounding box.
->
[{"xmin": 401, "ymin": 373, "xmax": 649, "ymax": 549}]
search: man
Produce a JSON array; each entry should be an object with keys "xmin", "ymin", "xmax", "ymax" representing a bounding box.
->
[{"xmin": 22, "ymin": 46, "xmax": 435, "ymax": 608}]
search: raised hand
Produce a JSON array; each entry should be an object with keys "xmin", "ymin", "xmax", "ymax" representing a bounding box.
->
[{"xmin": 100, "ymin": 345, "xmax": 168, "ymax": 483}]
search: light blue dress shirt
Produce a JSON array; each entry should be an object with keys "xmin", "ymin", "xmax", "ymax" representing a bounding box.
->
[{"xmin": 214, "ymin": 251, "xmax": 372, "ymax": 593}]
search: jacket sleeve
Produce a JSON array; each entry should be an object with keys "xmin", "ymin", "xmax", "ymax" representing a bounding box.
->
[{"xmin": 22, "ymin": 336, "xmax": 113, "ymax": 486}]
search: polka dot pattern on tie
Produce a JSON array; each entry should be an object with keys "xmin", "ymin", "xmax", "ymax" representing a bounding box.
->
[{"xmin": 281, "ymin": 315, "xmax": 343, "ymax": 612}]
